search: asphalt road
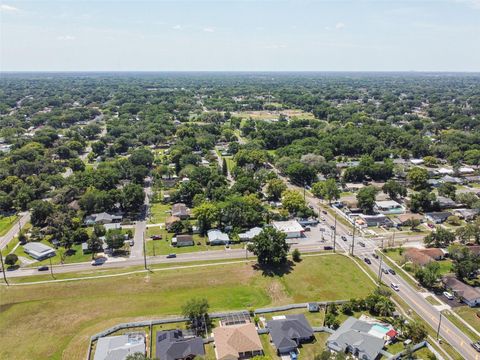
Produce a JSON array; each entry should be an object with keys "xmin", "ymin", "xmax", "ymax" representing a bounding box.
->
[{"xmin": 0, "ymin": 212, "xmax": 30, "ymax": 251}]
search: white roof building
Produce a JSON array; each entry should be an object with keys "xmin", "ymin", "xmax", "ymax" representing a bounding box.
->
[
  {"xmin": 23, "ymin": 242, "xmax": 56, "ymax": 260},
  {"xmin": 94, "ymin": 333, "xmax": 146, "ymax": 360},
  {"xmin": 238, "ymin": 227, "xmax": 263, "ymax": 241},
  {"xmin": 374, "ymin": 200, "xmax": 405, "ymax": 214},
  {"xmin": 207, "ymin": 229, "xmax": 230, "ymax": 245},
  {"xmin": 272, "ymin": 220, "xmax": 304, "ymax": 238},
  {"xmin": 410, "ymin": 158, "xmax": 424, "ymax": 165},
  {"xmin": 437, "ymin": 167, "xmax": 454, "ymax": 175}
]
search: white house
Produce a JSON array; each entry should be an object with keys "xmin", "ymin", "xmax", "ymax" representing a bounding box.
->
[
  {"xmin": 207, "ymin": 229, "xmax": 230, "ymax": 245},
  {"xmin": 272, "ymin": 220, "xmax": 304, "ymax": 239},
  {"xmin": 23, "ymin": 242, "xmax": 56, "ymax": 260},
  {"xmin": 374, "ymin": 200, "xmax": 405, "ymax": 215},
  {"xmin": 238, "ymin": 227, "xmax": 263, "ymax": 242}
]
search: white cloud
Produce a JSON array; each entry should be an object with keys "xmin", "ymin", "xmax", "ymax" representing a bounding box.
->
[
  {"xmin": 335, "ymin": 22, "xmax": 345, "ymax": 29},
  {"xmin": 57, "ymin": 35, "xmax": 76, "ymax": 41},
  {"xmin": 203, "ymin": 27, "xmax": 215, "ymax": 33},
  {"xmin": 0, "ymin": 4, "xmax": 19, "ymax": 12},
  {"xmin": 172, "ymin": 24, "xmax": 182, "ymax": 30}
]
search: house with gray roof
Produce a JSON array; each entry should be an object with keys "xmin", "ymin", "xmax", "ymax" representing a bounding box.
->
[
  {"xmin": 207, "ymin": 229, "xmax": 230, "ymax": 245},
  {"xmin": 326, "ymin": 317, "xmax": 388, "ymax": 360},
  {"xmin": 238, "ymin": 227, "xmax": 262, "ymax": 242},
  {"xmin": 266, "ymin": 314, "xmax": 314, "ymax": 354},
  {"xmin": 155, "ymin": 329, "xmax": 205, "ymax": 360},
  {"xmin": 23, "ymin": 242, "xmax": 56, "ymax": 260},
  {"xmin": 84, "ymin": 212, "xmax": 123, "ymax": 225},
  {"xmin": 94, "ymin": 332, "xmax": 145, "ymax": 360}
]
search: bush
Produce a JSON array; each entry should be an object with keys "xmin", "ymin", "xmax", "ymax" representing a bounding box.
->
[
  {"xmin": 292, "ymin": 248, "xmax": 301, "ymax": 262},
  {"xmin": 5, "ymin": 253, "xmax": 18, "ymax": 267}
]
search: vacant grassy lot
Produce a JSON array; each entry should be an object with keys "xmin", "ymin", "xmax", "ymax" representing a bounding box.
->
[
  {"xmin": 454, "ymin": 306, "xmax": 480, "ymax": 333},
  {"xmin": 148, "ymin": 202, "xmax": 171, "ymax": 224},
  {"xmin": 0, "ymin": 255, "xmax": 374, "ymax": 360},
  {"xmin": 0, "ymin": 215, "xmax": 18, "ymax": 236}
]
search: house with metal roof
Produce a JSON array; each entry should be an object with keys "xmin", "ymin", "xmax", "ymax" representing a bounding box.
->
[
  {"xmin": 238, "ymin": 227, "xmax": 263, "ymax": 242},
  {"xmin": 84, "ymin": 212, "xmax": 123, "ymax": 225},
  {"xmin": 155, "ymin": 330, "xmax": 205, "ymax": 360},
  {"xmin": 266, "ymin": 314, "xmax": 314, "ymax": 354},
  {"xmin": 207, "ymin": 229, "xmax": 230, "ymax": 245},
  {"xmin": 171, "ymin": 203, "xmax": 190, "ymax": 219},
  {"xmin": 327, "ymin": 317, "xmax": 391, "ymax": 360},
  {"xmin": 94, "ymin": 332, "xmax": 145, "ymax": 360},
  {"xmin": 23, "ymin": 242, "xmax": 56, "ymax": 260},
  {"xmin": 272, "ymin": 221, "xmax": 304, "ymax": 239}
]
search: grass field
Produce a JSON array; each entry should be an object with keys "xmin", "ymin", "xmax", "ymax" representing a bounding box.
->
[
  {"xmin": 454, "ymin": 306, "xmax": 480, "ymax": 333},
  {"xmin": 0, "ymin": 215, "xmax": 18, "ymax": 236},
  {"xmin": 148, "ymin": 202, "xmax": 171, "ymax": 224},
  {"xmin": 0, "ymin": 255, "xmax": 374, "ymax": 360}
]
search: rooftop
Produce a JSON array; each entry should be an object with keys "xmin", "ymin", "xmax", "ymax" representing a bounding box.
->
[{"xmin": 213, "ymin": 323, "xmax": 263, "ymax": 360}]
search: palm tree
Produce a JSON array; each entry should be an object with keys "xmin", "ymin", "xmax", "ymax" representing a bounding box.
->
[{"xmin": 375, "ymin": 297, "xmax": 395, "ymax": 317}]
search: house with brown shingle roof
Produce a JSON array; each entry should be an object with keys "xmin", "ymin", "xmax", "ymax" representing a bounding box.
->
[
  {"xmin": 404, "ymin": 248, "xmax": 446, "ymax": 267},
  {"xmin": 212, "ymin": 323, "xmax": 263, "ymax": 360}
]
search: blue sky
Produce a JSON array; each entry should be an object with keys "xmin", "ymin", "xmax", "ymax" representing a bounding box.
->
[{"xmin": 1, "ymin": 0, "xmax": 479, "ymax": 71}]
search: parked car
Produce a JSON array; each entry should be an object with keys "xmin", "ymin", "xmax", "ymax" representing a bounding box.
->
[
  {"xmin": 341, "ymin": 235, "xmax": 347, "ymax": 241},
  {"xmin": 304, "ymin": 226, "xmax": 311, "ymax": 232},
  {"xmin": 372, "ymin": 253, "xmax": 379, "ymax": 259},
  {"xmin": 308, "ymin": 205, "xmax": 314, "ymax": 209},
  {"xmin": 364, "ymin": 257, "xmax": 371, "ymax": 264},
  {"xmin": 443, "ymin": 291, "xmax": 454, "ymax": 300},
  {"xmin": 151, "ymin": 235, "xmax": 162, "ymax": 240},
  {"xmin": 128, "ymin": 240, "xmax": 134, "ymax": 246},
  {"xmin": 37, "ymin": 266, "xmax": 49, "ymax": 271},
  {"xmin": 166, "ymin": 253, "xmax": 177, "ymax": 258},
  {"xmin": 427, "ymin": 223, "xmax": 434, "ymax": 229},
  {"xmin": 388, "ymin": 268, "xmax": 396, "ymax": 275},
  {"xmin": 289, "ymin": 351, "xmax": 298, "ymax": 360},
  {"xmin": 324, "ymin": 246, "xmax": 333, "ymax": 250},
  {"xmin": 322, "ymin": 210, "xmax": 327, "ymax": 215},
  {"xmin": 382, "ymin": 267, "xmax": 389, "ymax": 274},
  {"xmin": 330, "ymin": 225, "xmax": 336, "ymax": 230},
  {"xmin": 471, "ymin": 341, "xmax": 480, "ymax": 352},
  {"xmin": 391, "ymin": 283, "xmax": 400, "ymax": 291},
  {"xmin": 358, "ymin": 241, "xmax": 365, "ymax": 247}
]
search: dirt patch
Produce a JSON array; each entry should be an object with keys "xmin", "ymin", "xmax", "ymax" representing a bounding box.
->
[{"xmin": 266, "ymin": 280, "xmax": 291, "ymax": 305}]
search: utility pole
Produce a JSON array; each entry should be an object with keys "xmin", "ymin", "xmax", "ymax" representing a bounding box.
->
[
  {"xmin": 303, "ymin": 181, "xmax": 306, "ymax": 202},
  {"xmin": 436, "ymin": 312, "xmax": 442, "ymax": 340},
  {"xmin": 49, "ymin": 256, "xmax": 55, "ymax": 279},
  {"xmin": 143, "ymin": 230, "xmax": 147, "ymax": 270},
  {"xmin": 245, "ymin": 245, "xmax": 248, "ymax": 260},
  {"xmin": 0, "ymin": 249, "xmax": 9, "ymax": 286},
  {"xmin": 351, "ymin": 222, "xmax": 356, "ymax": 256},
  {"xmin": 378, "ymin": 256, "xmax": 384, "ymax": 284},
  {"xmin": 333, "ymin": 214, "xmax": 337, "ymax": 253},
  {"xmin": 391, "ymin": 228, "xmax": 396, "ymax": 248}
]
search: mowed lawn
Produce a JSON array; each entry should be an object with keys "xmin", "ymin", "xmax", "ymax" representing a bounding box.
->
[
  {"xmin": 0, "ymin": 215, "xmax": 18, "ymax": 236},
  {"xmin": 454, "ymin": 306, "xmax": 480, "ymax": 333},
  {"xmin": 0, "ymin": 255, "xmax": 374, "ymax": 360}
]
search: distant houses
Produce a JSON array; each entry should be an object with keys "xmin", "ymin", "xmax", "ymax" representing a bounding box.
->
[{"xmin": 94, "ymin": 332, "xmax": 145, "ymax": 360}]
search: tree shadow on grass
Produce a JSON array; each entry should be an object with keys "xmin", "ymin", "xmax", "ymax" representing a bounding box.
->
[{"xmin": 252, "ymin": 260, "xmax": 296, "ymax": 277}]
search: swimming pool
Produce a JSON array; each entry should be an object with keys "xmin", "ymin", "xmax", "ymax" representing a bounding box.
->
[{"xmin": 369, "ymin": 324, "xmax": 390, "ymax": 338}]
